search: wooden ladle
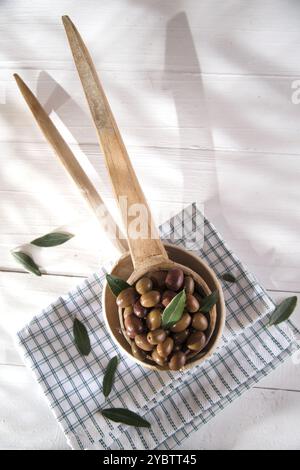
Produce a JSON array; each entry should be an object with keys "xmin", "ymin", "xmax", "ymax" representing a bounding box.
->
[{"xmin": 63, "ymin": 16, "xmax": 225, "ymax": 370}]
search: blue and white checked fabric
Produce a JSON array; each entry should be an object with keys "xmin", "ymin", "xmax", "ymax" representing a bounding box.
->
[{"xmin": 17, "ymin": 205, "xmax": 299, "ymax": 450}]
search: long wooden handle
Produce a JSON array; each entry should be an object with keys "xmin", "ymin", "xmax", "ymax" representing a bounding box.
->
[
  {"xmin": 14, "ymin": 73, "xmax": 128, "ymax": 254},
  {"xmin": 62, "ymin": 16, "xmax": 168, "ymax": 269}
]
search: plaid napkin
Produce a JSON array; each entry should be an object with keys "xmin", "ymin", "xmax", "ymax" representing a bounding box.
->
[{"xmin": 17, "ymin": 205, "xmax": 299, "ymax": 450}]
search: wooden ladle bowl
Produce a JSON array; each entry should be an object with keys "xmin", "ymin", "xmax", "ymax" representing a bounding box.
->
[{"xmin": 102, "ymin": 243, "xmax": 225, "ymax": 370}]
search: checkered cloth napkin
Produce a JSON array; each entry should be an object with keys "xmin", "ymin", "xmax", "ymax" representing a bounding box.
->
[{"xmin": 17, "ymin": 205, "xmax": 299, "ymax": 450}]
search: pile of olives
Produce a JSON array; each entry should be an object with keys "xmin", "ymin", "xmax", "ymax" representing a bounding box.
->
[{"xmin": 116, "ymin": 268, "xmax": 211, "ymax": 371}]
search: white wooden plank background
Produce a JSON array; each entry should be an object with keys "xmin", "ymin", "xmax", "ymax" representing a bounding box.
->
[{"xmin": 0, "ymin": 0, "xmax": 299, "ymax": 449}]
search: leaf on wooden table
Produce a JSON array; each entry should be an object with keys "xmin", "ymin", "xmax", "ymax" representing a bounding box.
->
[
  {"xmin": 31, "ymin": 232, "xmax": 74, "ymax": 247},
  {"xmin": 11, "ymin": 251, "xmax": 42, "ymax": 276}
]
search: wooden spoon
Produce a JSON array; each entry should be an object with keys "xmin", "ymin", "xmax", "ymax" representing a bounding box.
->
[{"xmin": 62, "ymin": 16, "xmax": 224, "ymax": 370}]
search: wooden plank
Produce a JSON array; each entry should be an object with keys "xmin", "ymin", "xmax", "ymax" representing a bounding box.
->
[
  {"xmin": 2, "ymin": 0, "xmax": 300, "ymax": 75},
  {"xmin": 2, "ymin": 70, "xmax": 300, "ymax": 155}
]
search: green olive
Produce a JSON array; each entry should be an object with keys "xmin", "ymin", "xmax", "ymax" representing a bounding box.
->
[
  {"xmin": 157, "ymin": 337, "xmax": 174, "ymax": 358},
  {"xmin": 116, "ymin": 287, "xmax": 137, "ymax": 308},
  {"xmin": 135, "ymin": 277, "xmax": 153, "ymax": 295},
  {"xmin": 192, "ymin": 312, "xmax": 209, "ymax": 331},
  {"xmin": 170, "ymin": 313, "xmax": 191, "ymax": 333},
  {"xmin": 135, "ymin": 334, "xmax": 154, "ymax": 352},
  {"xmin": 186, "ymin": 294, "xmax": 200, "ymax": 313},
  {"xmin": 186, "ymin": 331, "xmax": 206, "ymax": 352},
  {"xmin": 131, "ymin": 342, "xmax": 147, "ymax": 361},
  {"xmin": 140, "ymin": 290, "xmax": 161, "ymax": 308},
  {"xmin": 147, "ymin": 328, "xmax": 166, "ymax": 345},
  {"xmin": 151, "ymin": 348, "xmax": 167, "ymax": 367},
  {"xmin": 146, "ymin": 308, "xmax": 162, "ymax": 331},
  {"xmin": 169, "ymin": 351, "xmax": 186, "ymax": 370}
]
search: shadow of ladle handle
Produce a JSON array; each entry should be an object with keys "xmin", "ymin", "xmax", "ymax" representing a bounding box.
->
[{"xmin": 62, "ymin": 15, "xmax": 168, "ymax": 269}]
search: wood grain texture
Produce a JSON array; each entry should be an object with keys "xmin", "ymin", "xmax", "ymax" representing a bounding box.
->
[{"xmin": 1, "ymin": 0, "xmax": 300, "ymax": 450}]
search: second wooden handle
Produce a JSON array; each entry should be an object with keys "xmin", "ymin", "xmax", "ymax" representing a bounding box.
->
[{"xmin": 62, "ymin": 16, "xmax": 168, "ymax": 268}]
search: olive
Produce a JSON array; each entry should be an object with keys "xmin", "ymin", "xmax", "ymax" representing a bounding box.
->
[
  {"xmin": 186, "ymin": 294, "xmax": 200, "ymax": 313},
  {"xmin": 133, "ymin": 299, "xmax": 148, "ymax": 318},
  {"xmin": 149, "ymin": 271, "xmax": 167, "ymax": 288},
  {"xmin": 135, "ymin": 334, "xmax": 154, "ymax": 352},
  {"xmin": 140, "ymin": 290, "xmax": 161, "ymax": 308},
  {"xmin": 157, "ymin": 337, "xmax": 174, "ymax": 358},
  {"xmin": 151, "ymin": 348, "xmax": 167, "ymax": 367},
  {"xmin": 123, "ymin": 306, "xmax": 133, "ymax": 318},
  {"xmin": 184, "ymin": 276, "xmax": 194, "ymax": 294},
  {"xmin": 146, "ymin": 308, "xmax": 162, "ymax": 331},
  {"xmin": 169, "ymin": 351, "xmax": 186, "ymax": 370},
  {"xmin": 165, "ymin": 268, "xmax": 184, "ymax": 291},
  {"xmin": 170, "ymin": 313, "xmax": 191, "ymax": 333},
  {"xmin": 186, "ymin": 331, "xmax": 206, "ymax": 352},
  {"xmin": 147, "ymin": 329, "xmax": 166, "ymax": 345},
  {"xmin": 116, "ymin": 287, "xmax": 137, "ymax": 308},
  {"xmin": 172, "ymin": 328, "xmax": 189, "ymax": 344},
  {"xmin": 124, "ymin": 315, "xmax": 144, "ymax": 337},
  {"xmin": 161, "ymin": 290, "xmax": 177, "ymax": 307},
  {"xmin": 192, "ymin": 312, "xmax": 209, "ymax": 331},
  {"xmin": 131, "ymin": 342, "xmax": 147, "ymax": 361},
  {"xmin": 135, "ymin": 277, "xmax": 153, "ymax": 295}
]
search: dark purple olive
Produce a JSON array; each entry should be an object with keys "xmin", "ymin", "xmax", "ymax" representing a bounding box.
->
[
  {"xmin": 149, "ymin": 271, "xmax": 167, "ymax": 288},
  {"xmin": 124, "ymin": 315, "xmax": 144, "ymax": 337},
  {"xmin": 165, "ymin": 268, "xmax": 184, "ymax": 291},
  {"xmin": 161, "ymin": 290, "xmax": 177, "ymax": 307},
  {"xmin": 133, "ymin": 299, "xmax": 148, "ymax": 318},
  {"xmin": 184, "ymin": 276, "xmax": 195, "ymax": 294}
]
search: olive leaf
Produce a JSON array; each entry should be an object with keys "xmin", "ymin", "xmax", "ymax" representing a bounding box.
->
[
  {"xmin": 73, "ymin": 318, "xmax": 91, "ymax": 356},
  {"xmin": 221, "ymin": 273, "xmax": 236, "ymax": 283},
  {"xmin": 31, "ymin": 232, "xmax": 74, "ymax": 247},
  {"xmin": 11, "ymin": 251, "xmax": 41, "ymax": 276},
  {"xmin": 162, "ymin": 289, "xmax": 186, "ymax": 329},
  {"xmin": 103, "ymin": 356, "xmax": 119, "ymax": 398},
  {"xmin": 101, "ymin": 408, "xmax": 151, "ymax": 428},
  {"xmin": 199, "ymin": 290, "xmax": 219, "ymax": 313},
  {"xmin": 268, "ymin": 296, "xmax": 297, "ymax": 326},
  {"xmin": 106, "ymin": 274, "xmax": 131, "ymax": 297}
]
